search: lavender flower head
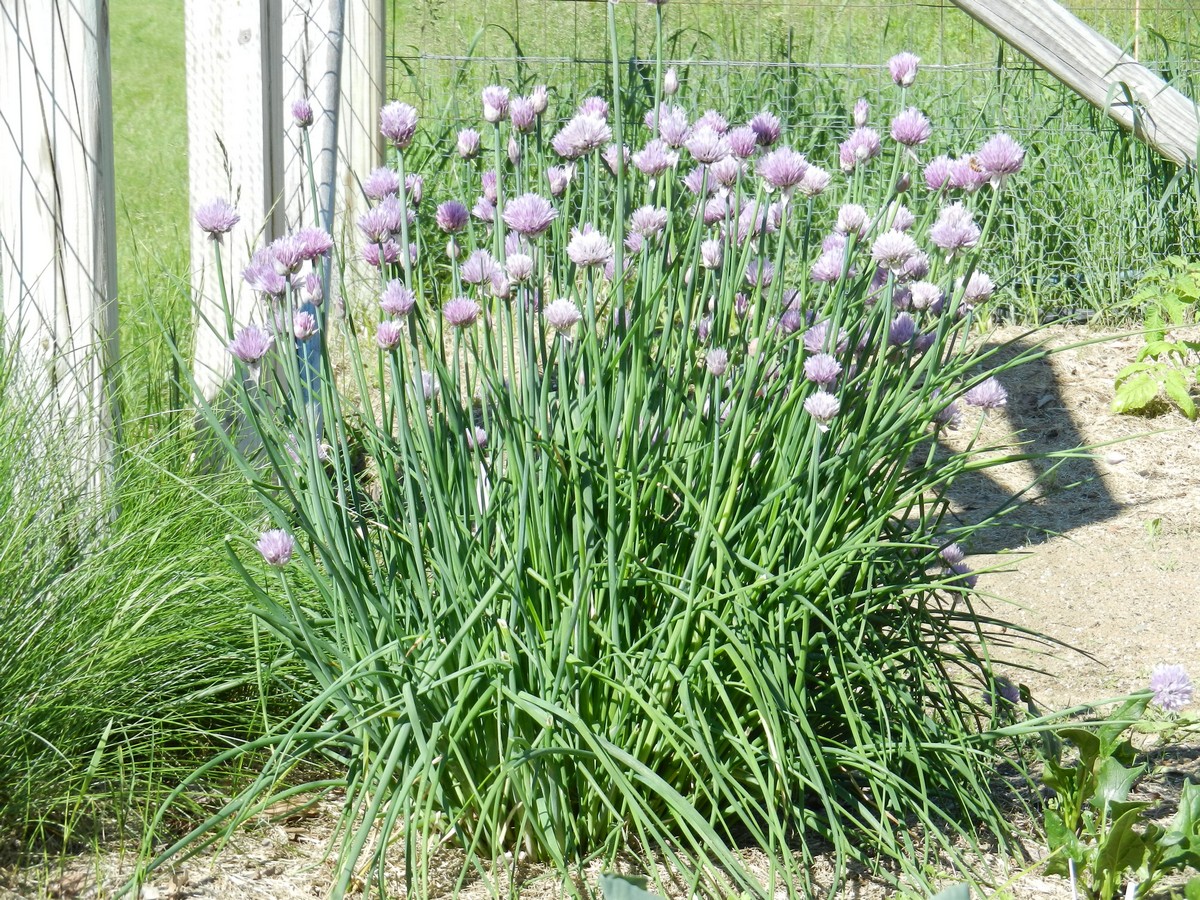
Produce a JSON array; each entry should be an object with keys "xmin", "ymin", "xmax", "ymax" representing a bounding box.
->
[
  {"xmin": 443, "ymin": 297, "xmax": 482, "ymax": 329},
  {"xmin": 291, "ymin": 97, "xmax": 314, "ymax": 128},
  {"xmin": 798, "ymin": 165, "xmax": 831, "ymax": 198},
  {"xmin": 435, "ymin": 200, "xmax": 470, "ymax": 234},
  {"xmin": 839, "ymin": 127, "xmax": 882, "ymax": 172},
  {"xmin": 547, "ymin": 164, "xmax": 575, "ymax": 197},
  {"xmin": 888, "ymin": 52, "xmax": 921, "ymax": 87},
  {"xmin": 471, "ymin": 197, "xmax": 495, "ymax": 224},
  {"xmin": 929, "ymin": 202, "xmax": 981, "ymax": 255},
  {"xmin": 758, "ymin": 146, "xmax": 809, "ymax": 193},
  {"xmin": 949, "ymin": 157, "xmax": 990, "ymax": 193},
  {"xmin": 362, "ymin": 167, "xmax": 400, "ymax": 201},
  {"xmin": 924, "ymin": 155, "xmax": 954, "ymax": 192},
  {"xmin": 1150, "ymin": 664, "xmax": 1194, "ymax": 712},
  {"xmin": 803, "ymin": 353, "xmax": 841, "ymax": 386},
  {"xmin": 543, "ymin": 298, "xmax": 583, "ymax": 334},
  {"xmin": 804, "ymin": 390, "xmax": 841, "ymax": 431},
  {"xmin": 529, "ymin": 85, "xmax": 549, "ymax": 114},
  {"xmin": 381, "ymin": 281, "xmax": 415, "ymax": 317},
  {"xmin": 567, "ymin": 223, "xmax": 613, "ymax": 268},
  {"xmin": 962, "ymin": 270, "xmax": 996, "ymax": 304},
  {"xmin": 695, "ymin": 109, "xmax": 729, "ymax": 134},
  {"xmin": 293, "ymin": 311, "xmax": 318, "ymax": 341},
  {"xmin": 376, "ymin": 319, "xmax": 404, "ymax": 350},
  {"xmin": 502, "ymin": 192, "xmax": 557, "ymax": 238},
  {"xmin": 890, "ymin": 107, "xmax": 932, "ymax": 146},
  {"xmin": 552, "ymin": 114, "xmax": 612, "ymax": 159},
  {"xmin": 835, "ymin": 203, "xmax": 870, "ymax": 237},
  {"xmin": 380, "ymin": 101, "xmax": 419, "ymax": 149},
  {"xmin": 481, "ymin": 85, "xmax": 510, "ymax": 123},
  {"xmin": 853, "ymin": 98, "xmax": 870, "ymax": 127},
  {"xmin": 195, "ymin": 198, "xmax": 240, "ymax": 238},
  {"xmin": 727, "ymin": 126, "xmax": 759, "ymax": 160},
  {"xmin": 291, "ymin": 226, "xmax": 334, "ymax": 261},
  {"xmin": 602, "ymin": 143, "xmax": 630, "ymax": 176},
  {"xmin": 963, "ymin": 377, "xmax": 1007, "ymax": 409},
  {"xmin": 749, "ymin": 111, "xmax": 781, "ymax": 147},
  {"xmin": 257, "ymin": 529, "xmax": 295, "ymax": 567},
  {"xmin": 460, "ymin": 249, "xmax": 503, "ymax": 286},
  {"xmin": 871, "ymin": 230, "xmax": 920, "ymax": 273},
  {"xmin": 510, "ymin": 96, "xmax": 537, "ymax": 132},
  {"xmin": 506, "ymin": 253, "xmax": 534, "ymax": 283},
  {"xmin": 655, "ymin": 105, "xmax": 691, "ymax": 147},
  {"xmin": 578, "ymin": 95, "xmax": 609, "ymax": 120},
  {"xmin": 705, "ymin": 348, "xmax": 730, "ymax": 377},
  {"xmin": 457, "ymin": 128, "xmax": 482, "ymax": 159},
  {"xmin": 228, "ymin": 325, "xmax": 273, "ymax": 365},
  {"xmin": 663, "ymin": 66, "xmax": 680, "ymax": 96},
  {"xmin": 685, "ymin": 125, "xmax": 730, "ymax": 165},
  {"xmin": 804, "ymin": 320, "xmax": 849, "ymax": 355},
  {"xmin": 632, "ymin": 139, "xmax": 679, "ymax": 177},
  {"xmin": 629, "ymin": 205, "xmax": 669, "ymax": 237},
  {"xmin": 909, "ymin": 281, "xmax": 943, "ymax": 311},
  {"xmin": 888, "ymin": 312, "xmax": 917, "ymax": 346},
  {"xmin": 700, "ymin": 238, "xmax": 723, "ymax": 270},
  {"xmin": 976, "ymin": 132, "xmax": 1025, "ymax": 185}
]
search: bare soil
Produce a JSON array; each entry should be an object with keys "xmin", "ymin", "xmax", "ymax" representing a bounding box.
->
[{"xmin": 4, "ymin": 325, "xmax": 1198, "ymax": 900}]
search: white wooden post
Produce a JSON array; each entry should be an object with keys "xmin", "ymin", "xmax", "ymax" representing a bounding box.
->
[
  {"xmin": 188, "ymin": 0, "xmax": 385, "ymax": 401},
  {"xmin": 950, "ymin": 0, "xmax": 1199, "ymax": 168},
  {"xmin": 185, "ymin": 0, "xmax": 286, "ymax": 402},
  {"xmin": 0, "ymin": 0, "xmax": 119, "ymax": 497}
]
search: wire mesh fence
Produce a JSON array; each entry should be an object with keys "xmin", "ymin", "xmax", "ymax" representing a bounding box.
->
[{"xmin": 385, "ymin": 0, "xmax": 1200, "ymax": 316}]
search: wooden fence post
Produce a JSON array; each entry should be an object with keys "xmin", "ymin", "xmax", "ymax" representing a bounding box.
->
[{"xmin": 0, "ymin": 0, "xmax": 119, "ymax": 497}]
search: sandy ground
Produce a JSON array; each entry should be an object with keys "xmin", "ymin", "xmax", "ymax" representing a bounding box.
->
[{"xmin": 4, "ymin": 325, "xmax": 1198, "ymax": 900}]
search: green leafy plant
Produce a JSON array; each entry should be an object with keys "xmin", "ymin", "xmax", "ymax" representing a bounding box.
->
[
  {"xmin": 1040, "ymin": 697, "xmax": 1200, "ymax": 899},
  {"xmin": 1113, "ymin": 256, "xmax": 1200, "ymax": 419}
]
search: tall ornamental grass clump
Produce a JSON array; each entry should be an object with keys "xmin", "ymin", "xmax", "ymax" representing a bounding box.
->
[{"xmin": 154, "ymin": 11, "xmax": 1061, "ymax": 897}]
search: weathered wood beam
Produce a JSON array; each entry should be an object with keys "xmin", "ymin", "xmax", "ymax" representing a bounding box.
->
[
  {"xmin": 949, "ymin": 0, "xmax": 1199, "ymax": 168},
  {"xmin": 0, "ymin": 0, "xmax": 119, "ymax": 497}
]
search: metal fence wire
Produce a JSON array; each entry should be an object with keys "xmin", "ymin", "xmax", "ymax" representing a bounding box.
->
[{"xmin": 386, "ymin": 0, "xmax": 1200, "ymax": 314}]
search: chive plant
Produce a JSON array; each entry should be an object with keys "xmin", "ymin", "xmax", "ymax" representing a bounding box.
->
[{"xmin": 147, "ymin": 10, "xmax": 1071, "ymax": 898}]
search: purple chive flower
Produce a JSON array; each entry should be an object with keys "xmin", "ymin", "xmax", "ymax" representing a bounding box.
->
[
  {"xmin": 471, "ymin": 197, "xmax": 495, "ymax": 224},
  {"xmin": 963, "ymin": 377, "xmax": 1007, "ymax": 409},
  {"xmin": 291, "ymin": 97, "xmax": 314, "ymax": 128},
  {"xmin": 292, "ymin": 311, "xmax": 318, "ymax": 341},
  {"xmin": 578, "ymin": 95, "xmax": 609, "ymax": 120},
  {"xmin": 418, "ymin": 370, "xmax": 439, "ymax": 400},
  {"xmin": 727, "ymin": 125, "xmax": 759, "ymax": 159},
  {"xmin": 804, "ymin": 321, "xmax": 849, "ymax": 355},
  {"xmin": 567, "ymin": 224, "xmax": 613, "ymax": 268},
  {"xmin": 924, "ymin": 155, "xmax": 954, "ymax": 192},
  {"xmin": 811, "ymin": 248, "xmax": 853, "ymax": 283},
  {"xmin": 890, "ymin": 107, "xmax": 932, "ymax": 146},
  {"xmin": 654, "ymin": 105, "xmax": 692, "ymax": 147},
  {"xmin": 749, "ymin": 111, "xmax": 781, "ymax": 147},
  {"xmin": 909, "ymin": 281, "xmax": 942, "ymax": 310},
  {"xmin": 529, "ymin": 85, "xmax": 548, "ymax": 114},
  {"xmin": 695, "ymin": 109, "xmax": 729, "ymax": 134},
  {"xmin": 461, "ymin": 249, "xmax": 503, "ymax": 286},
  {"xmin": 510, "ymin": 96, "xmax": 537, "ymax": 132},
  {"xmin": 381, "ymin": 281, "xmax": 415, "ymax": 317},
  {"xmin": 683, "ymin": 165, "xmax": 714, "ymax": 196},
  {"xmin": 481, "ymin": 85, "xmax": 510, "ymax": 123},
  {"xmin": 405, "ymin": 174, "xmax": 423, "ymax": 204},
  {"xmin": 700, "ymin": 238, "xmax": 723, "ymax": 270},
  {"xmin": 853, "ymin": 98, "xmax": 870, "ymax": 127},
  {"xmin": 543, "ymin": 297, "xmax": 582, "ymax": 333},
  {"xmin": 380, "ymin": 101, "xmax": 419, "ymax": 149},
  {"xmin": 506, "ymin": 253, "xmax": 534, "ymax": 283},
  {"xmin": 835, "ymin": 203, "xmax": 869, "ymax": 237},
  {"xmin": 228, "ymin": 325, "xmax": 274, "ymax": 365},
  {"xmin": 435, "ymin": 200, "xmax": 469, "ymax": 234},
  {"xmin": 946, "ymin": 562, "xmax": 977, "ymax": 590},
  {"xmin": 257, "ymin": 529, "xmax": 295, "ymax": 567},
  {"xmin": 663, "ymin": 66, "xmax": 680, "ymax": 96},
  {"xmin": 302, "ymin": 272, "xmax": 323, "ymax": 306},
  {"xmin": 508, "ymin": 135, "xmax": 522, "ymax": 165},
  {"xmin": 502, "ymin": 192, "xmax": 557, "ymax": 238},
  {"xmin": 457, "ymin": 128, "xmax": 482, "ymax": 159},
  {"xmin": 547, "ymin": 164, "xmax": 575, "ymax": 197},
  {"xmin": 629, "ymin": 205, "xmax": 669, "ymax": 237},
  {"xmin": 871, "ymin": 230, "xmax": 920, "ymax": 273},
  {"xmin": 703, "ymin": 195, "xmax": 729, "ymax": 227},
  {"xmin": 963, "ymin": 270, "xmax": 996, "ymax": 304},
  {"xmin": 552, "ymin": 114, "xmax": 612, "ymax": 159},
  {"xmin": 929, "ymin": 202, "xmax": 981, "ymax": 255},
  {"xmin": 376, "ymin": 319, "xmax": 404, "ymax": 350},
  {"xmin": 804, "ymin": 390, "xmax": 841, "ymax": 431},
  {"xmin": 798, "ymin": 165, "xmax": 831, "ymax": 198},
  {"xmin": 889, "ymin": 312, "xmax": 917, "ymax": 345},
  {"xmin": 938, "ymin": 543, "xmax": 966, "ymax": 566},
  {"xmin": 1150, "ymin": 664, "xmax": 1194, "ymax": 712},
  {"xmin": 839, "ymin": 127, "xmax": 882, "ymax": 172},
  {"xmin": 292, "ymin": 226, "xmax": 334, "ymax": 261},
  {"xmin": 694, "ymin": 316, "xmax": 712, "ymax": 343},
  {"xmin": 977, "ymin": 132, "xmax": 1025, "ymax": 185},
  {"xmin": 949, "ymin": 157, "xmax": 990, "ymax": 193},
  {"xmin": 481, "ymin": 170, "xmax": 498, "ymax": 204},
  {"xmin": 442, "ymin": 297, "xmax": 481, "ymax": 328},
  {"xmin": 195, "ymin": 198, "xmax": 240, "ymax": 237},
  {"xmin": 685, "ymin": 125, "xmax": 730, "ymax": 164},
  {"xmin": 804, "ymin": 353, "xmax": 841, "ymax": 386},
  {"xmin": 602, "ymin": 143, "xmax": 630, "ymax": 175},
  {"xmin": 989, "ymin": 676, "xmax": 1021, "ymax": 706},
  {"xmin": 362, "ymin": 240, "xmax": 400, "ymax": 268},
  {"xmin": 709, "ymin": 156, "xmax": 742, "ymax": 188},
  {"xmin": 889, "ymin": 51, "xmax": 921, "ymax": 87},
  {"xmin": 632, "ymin": 139, "xmax": 680, "ymax": 177},
  {"xmin": 890, "ymin": 204, "xmax": 916, "ymax": 232},
  {"xmin": 466, "ymin": 427, "xmax": 488, "ymax": 451},
  {"xmin": 705, "ymin": 347, "xmax": 730, "ymax": 377},
  {"xmin": 745, "ymin": 258, "xmax": 774, "ymax": 288},
  {"xmin": 758, "ymin": 146, "xmax": 809, "ymax": 193},
  {"xmin": 362, "ymin": 167, "xmax": 401, "ymax": 201}
]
